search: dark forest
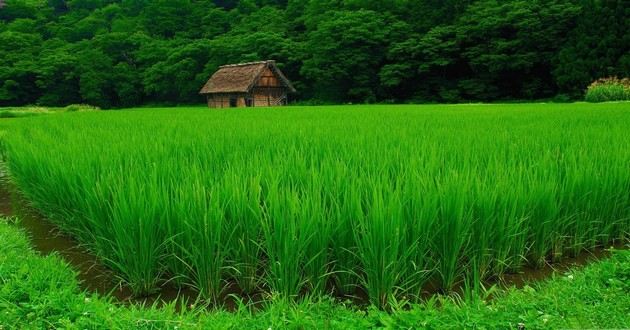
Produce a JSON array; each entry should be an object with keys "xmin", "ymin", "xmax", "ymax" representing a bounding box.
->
[{"xmin": 0, "ymin": 0, "xmax": 628, "ymax": 107}]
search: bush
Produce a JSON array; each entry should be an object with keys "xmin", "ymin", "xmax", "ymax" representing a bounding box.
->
[
  {"xmin": 0, "ymin": 107, "xmax": 52, "ymax": 118},
  {"xmin": 585, "ymin": 77, "xmax": 630, "ymax": 102},
  {"xmin": 64, "ymin": 104, "xmax": 101, "ymax": 112}
]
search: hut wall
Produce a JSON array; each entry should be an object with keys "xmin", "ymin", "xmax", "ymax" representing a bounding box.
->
[
  {"xmin": 213, "ymin": 94, "xmax": 229, "ymax": 108},
  {"xmin": 253, "ymin": 91, "xmax": 270, "ymax": 107},
  {"xmin": 250, "ymin": 67, "xmax": 287, "ymax": 106},
  {"xmin": 256, "ymin": 68, "xmax": 281, "ymax": 87},
  {"xmin": 251, "ymin": 87, "xmax": 287, "ymax": 107},
  {"xmin": 208, "ymin": 93, "xmax": 248, "ymax": 108}
]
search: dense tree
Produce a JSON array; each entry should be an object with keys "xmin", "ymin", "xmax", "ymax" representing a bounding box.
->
[
  {"xmin": 143, "ymin": 40, "xmax": 213, "ymax": 103},
  {"xmin": 0, "ymin": 26, "xmax": 41, "ymax": 104},
  {"xmin": 455, "ymin": 0, "xmax": 581, "ymax": 100},
  {"xmin": 35, "ymin": 45, "xmax": 82, "ymax": 105},
  {"xmin": 0, "ymin": 0, "xmax": 627, "ymax": 107},
  {"xmin": 381, "ymin": 1, "xmax": 583, "ymax": 102},
  {"xmin": 553, "ymin": 0, "xmax": 630, "ymax": 97},
  {"xmin": 301, "ymin": 10, "xmax": 391, "ymax": 102}
]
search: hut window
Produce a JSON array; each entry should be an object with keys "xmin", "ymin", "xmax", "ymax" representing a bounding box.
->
[{"xmin": 229, "ymin": 96, "xmax": 237, "ymax": 108}]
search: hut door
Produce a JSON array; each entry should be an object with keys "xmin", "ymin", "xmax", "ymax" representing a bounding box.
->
[{"xmin": 229, "ymin": 97, "xmax": 237, "ymax": 107}]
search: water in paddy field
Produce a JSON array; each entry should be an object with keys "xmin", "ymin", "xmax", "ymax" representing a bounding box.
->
[
  {"xmin": 0, "ymin": 163, "xmax": 195, "ymax": 308},
  {"xmin": 0, "ymin": 162, "xmax": 622, "ymax": 308},
  {"xmin": 0, "ymin": 163, "xmax": 122, "ymax": 297}
]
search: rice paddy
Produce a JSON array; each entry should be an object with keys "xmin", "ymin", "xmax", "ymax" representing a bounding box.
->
[{"xmin": 2, "ymin": 103, "xmax": 629, "ymax": 308}]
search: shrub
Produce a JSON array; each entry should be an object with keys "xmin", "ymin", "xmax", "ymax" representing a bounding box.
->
[
  {"xmin": 64, "ymin": 104, "xmax": 101, "ymax": 112},
  {"xmin": 0, "ymin": 111, "xmax": 19, "ymax": 118},
  {"xmin": 585, "ymin": 77, "xmax": 630, "ymax": 102},
  {"xmin": 0, "ymin": 107, "xmax": 52, "ymax": 118}
]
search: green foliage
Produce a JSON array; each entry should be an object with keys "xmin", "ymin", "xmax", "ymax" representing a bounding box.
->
[
  {"xmin": 0, "ymin": 105, "xmax": 96, "ymax": 118},
  {"xmin": 585, "ymin": 77, "xmax": 630, "ymax": 103},
  {"xmin": 3, "ymin": 103, "xmax": 630, "ymax": 307},
  {"xmin": 0, "ymin": 110, "xmax": 39, "ymax": 118},
  {"xmin": 0, "ymin": 1, "xmax": 627, "ymax": 106},
  {"xmin": 1, "ymin": 216, "xmax": 629, "ymax": 328},
  {"xmin": 553, "ymin": 0, "xmax": 630, "ymax": 98},
  {"xmin": 300, "ymin": 10, "xmax": 390, "ymax": 102}
]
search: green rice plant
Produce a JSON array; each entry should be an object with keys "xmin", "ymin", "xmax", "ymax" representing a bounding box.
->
[
  {"xmin": 259, "ymin": 177, "xmax": 310, "ymax": 298},
  {"xmin": 480, "ymin": 170, "xmax": 529, "ymax": 275},
  {"xmin": 168, "ymin": 178, "xmax": 232, "ymax": 304},
  {"xmin": 2, "ymin": 103, "xmax": 629, "ymax": 308},
  {"xmin": 329, "ymin": 177, "xmax": 362, "ymax": 296},
  {"xmin": 299, "ymin": 184, "xmax": 333, "ymax": 295},
  {"xmin": 399, "ymin": 174, "xmax": 438, "ymax": 300},
  {"xmin": 353, "ymin": 180, "xmax": 414, "ymax": 308},
  {"xmin": 525, "ymin": 182, "xmax": 559, "ymax": 267},
  {"xmin": 99, "ymin": 168, "xmax": 168, "ymax": 296},
  {"xmin": 221, "ymin": 173, "xmax": 264, "ymax": 295},
  {"xmin": 433, "ymin": 176, "xmax": 472, "ymax": 292}
]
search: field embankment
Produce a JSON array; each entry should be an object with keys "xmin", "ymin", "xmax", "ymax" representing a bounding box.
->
[
  {"xmin": 1, "ymin": 216, "xmax": 629, "ymax": 328},
  {"xmin": 0, "ymin": 105, "xmax": 99, "ymax": 118},
  {"xmin": 1, "ymin": 103, "xmax": 629, "ymax": 309}
]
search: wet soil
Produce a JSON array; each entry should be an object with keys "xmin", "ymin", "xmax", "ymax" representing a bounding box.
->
[
  {"xmin": 0, "ymin": 166, "xmax": 198, "ymax": 309},
  {"xmin": 497, "ymin": 247, "xmax": 616, "ymax": 289},
  {"xmin": 0, "ymin": 165, "xmax": 625, "ymax": 310}
]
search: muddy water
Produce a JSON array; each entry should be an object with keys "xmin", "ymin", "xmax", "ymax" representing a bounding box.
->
[
  {"xmin": 0, "ymin": 165, "xmax": 196, "ymax": 307},
  {"xmin": 0, "ymin": 164, "xmax": 625, "ymax": 309},
  {"xmin": 497, "ymin": 247, "xmax": 615, "ymax": 289}
]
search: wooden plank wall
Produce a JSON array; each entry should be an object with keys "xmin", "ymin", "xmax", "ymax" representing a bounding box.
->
[
  {"xmin": 207, "ymin": 94, "xmax": 246, "ymax": 108},
  {"xmin": 251, "ymin": 88, "xmax": 286, "ymax": 107},
  {"xmin": 257, "ymin": 68, "xmax": 280, "ymax": 87},
  {"xmin": 251, "ymin": 68, "xmax": 286, "ymax": 107}
]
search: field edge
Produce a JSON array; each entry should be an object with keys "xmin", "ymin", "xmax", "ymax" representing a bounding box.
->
[{"xmin": 1, "ymin": 216, "xmax": 628, "ymax": 329}]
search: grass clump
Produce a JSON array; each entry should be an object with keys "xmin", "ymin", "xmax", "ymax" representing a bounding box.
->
[
  {"xmin": 64, "ymin": 104, "xmax": 101, "ymax": 112},
  {"xmin": 0, "ymin": 105, "xmax": 99, "ymax": 118},
  {"xmin": 0, "ymin": 106, "xmax": 53, "ymax": 118},
  {"xmin": 585, "ymin": 77, "xmax": 630, "ymax": 102}
]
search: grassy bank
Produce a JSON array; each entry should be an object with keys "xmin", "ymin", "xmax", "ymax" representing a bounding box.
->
[
  {"xmin": 1, "ymin": 217, "xmax": 628, "ymax": 329},
  {"xmin": 0, "ymin": 105, "xmax": 100, "ymax": 118}
]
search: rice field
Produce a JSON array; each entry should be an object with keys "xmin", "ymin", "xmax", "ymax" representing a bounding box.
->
[{"xmin": 2, "ymin": 103, "xmax": 629, "ymax": 308}]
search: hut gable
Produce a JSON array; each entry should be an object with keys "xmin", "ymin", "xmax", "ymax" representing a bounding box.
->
[{"xmin": 199, "ymin": 60, "xmax": 295, "ymax": 95}]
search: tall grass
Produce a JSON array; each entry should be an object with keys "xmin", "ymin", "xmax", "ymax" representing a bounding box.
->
[
  {"xmin": 585, "ymin": 77, "xmax": 630, "ymax": 102},
  {"xmin": 3, "ymin": 103, "xmax": 630, "ymax": 307}
]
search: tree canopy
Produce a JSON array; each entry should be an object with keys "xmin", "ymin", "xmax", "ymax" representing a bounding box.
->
[{"xmin": 0, "ymin": 0, "xmax": 628, "ymax": 107}]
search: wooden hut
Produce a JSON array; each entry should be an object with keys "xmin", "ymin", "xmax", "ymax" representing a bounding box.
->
[{"xmin": 199, "ymin": 60, "xmax": 296, "ymax": 108}]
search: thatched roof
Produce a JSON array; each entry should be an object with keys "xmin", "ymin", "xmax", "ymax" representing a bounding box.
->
[{"xmin": 199, "ymin": 60, "xmax": 296, "ymax": 94}]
